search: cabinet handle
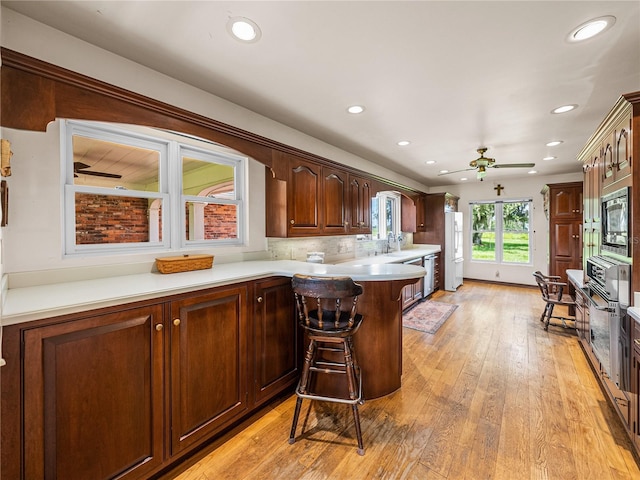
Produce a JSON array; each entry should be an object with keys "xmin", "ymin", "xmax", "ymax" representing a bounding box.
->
[
  {"xmin": 634, "ymin": 339, "xmax": 640, "ymax": 347},
  {"xmin": 290, "ymin": 220, "xmax": 295, "ymax": 225},
  {"xmin": 155, "ymin": 324, "xmax": 163, "ymax": 331},
  {"xmin": 173, "ymin": 319, "xmax": 181, "ymax": 326},
  {"xmin": 257, "ymin": 296, "xmax": 263, "ymax": 303}
]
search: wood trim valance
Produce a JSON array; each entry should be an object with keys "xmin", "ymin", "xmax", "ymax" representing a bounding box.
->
[{"xmin": 0, "ymin": 48, "xmax": 421, "ymax": 195}]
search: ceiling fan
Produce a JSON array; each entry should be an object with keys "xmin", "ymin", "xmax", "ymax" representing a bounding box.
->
[
  {"xmin": 438, "ymin": 147, "xmax": 535, "ymax": 181},
  {"xmin": 73, "ymin": 161, "xmax": 122, "ymax": 179}
]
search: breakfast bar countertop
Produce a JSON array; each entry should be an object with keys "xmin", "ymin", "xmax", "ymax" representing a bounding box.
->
[{"xmin": 2, "ymin": 258, "xmax": 427, "ymax": 326}]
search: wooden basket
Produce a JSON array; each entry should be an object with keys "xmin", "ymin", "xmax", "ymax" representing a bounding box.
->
[{"xmin": 156, "ymin": 254, "xmax": 214, "ymax": 274}]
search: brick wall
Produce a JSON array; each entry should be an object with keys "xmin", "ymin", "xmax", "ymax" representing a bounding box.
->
[
  {"xmin": 76, "ymin": 193, "xmax": 151, "ymax": 244},
  {"xmin": 186, "ymin": 203, "xmax": 237, "ymax": 240}
]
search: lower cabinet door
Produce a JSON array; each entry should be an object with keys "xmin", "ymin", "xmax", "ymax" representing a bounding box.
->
[
  {"xmin": 253, "ymin": 277, "xmax": 298, "ymax": 405},
  {"xmin": 23, "ymin": 305, "xmax": 165, "ymax": 480},
  {"xmin": 169, "ymin": 285, "xmax": 249, "ymax": 454}
]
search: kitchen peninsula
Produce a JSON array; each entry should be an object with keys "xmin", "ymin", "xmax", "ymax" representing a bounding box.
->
[{"xmin": 1, "ymin": 255, "xmax": 428, "ymax": 480}]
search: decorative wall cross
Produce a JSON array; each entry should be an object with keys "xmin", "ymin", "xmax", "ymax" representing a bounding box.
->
[{"xmin": 494, "ymin": 184, "xmax": 504, "ymax": 196}]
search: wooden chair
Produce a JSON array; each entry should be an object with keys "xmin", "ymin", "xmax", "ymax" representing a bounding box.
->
[
  {"xmin": 288, "ymin": 274, "xmax": 366, "ymax": 455},
  {"xmin": 533, "ymin": 271, "xmax": 576, "ymax": 331}
]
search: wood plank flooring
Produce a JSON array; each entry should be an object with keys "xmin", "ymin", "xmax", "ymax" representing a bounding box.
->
[{"xmin": 163, "ymin": 280, "xmax": 640, "ymax": 479}]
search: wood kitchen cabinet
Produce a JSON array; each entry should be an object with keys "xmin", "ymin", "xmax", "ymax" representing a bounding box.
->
[
  {"xmin": 582, "ymin": 149, "xmax": 602, "ymax": 265},
  {"xmin": 169, "ymin": 285, "xmax": 249, "ymax": 454},
  {"xmin": 348, "ymin": 174, "xmax": 373, "ymax": 234},
  {"xmin": 415, "ymin": 194, "xmax": 427, "ymax": 232},
  {"xmin": 20, "ymin": 304, "xmax": 165, "ymax": 480},
  {"xmin": 2, "ymin": 280, "xmax": 299, "ymax": 480},
  {"xmin": 287, "ymin": 156, "xmax": 323, "ymax": 236},
  {"xmin": 603, "ymin": 110, "xmax": 632, "ymax": 189},
  {"xmin": 252, "ymin": 277, "xmax": 299, "ymax": 406},
  {"xmin": 544, "ymin": 182, "xmax": 583, "ymax": 285},
  {"xmin": 267, "ymin": 153, "xmax": 358, "ymax": 237},
  {"xmin": 632, "ymin": 316, "xmax": 640, "ymax": 450}
]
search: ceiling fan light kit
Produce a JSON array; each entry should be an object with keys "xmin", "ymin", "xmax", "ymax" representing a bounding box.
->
[{"xmin": 438, "ymin": 147, "xmax": 535, "ymax": 181}]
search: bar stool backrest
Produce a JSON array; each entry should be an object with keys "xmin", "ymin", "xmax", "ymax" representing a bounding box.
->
[{"xmin": 292, "ymin": 274, "xmax": 363, "ymax": 330}]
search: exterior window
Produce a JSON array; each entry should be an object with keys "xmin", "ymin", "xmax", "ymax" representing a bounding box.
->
[
  {"xmin": 371, "ymin": 191, "xmax": 401, "ymax": 239},
  {"xmin": 470, "ymin": 199, "xmax": 532, "ymax": 264},
  {"xmin": 63, "ymin": 121, "xmax": 246, "ymax": 255}
]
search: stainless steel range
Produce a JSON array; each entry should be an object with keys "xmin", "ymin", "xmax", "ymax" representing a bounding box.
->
[{"xmin": 585, "ymin": 255, "xmax": 631, "ymax": 391}]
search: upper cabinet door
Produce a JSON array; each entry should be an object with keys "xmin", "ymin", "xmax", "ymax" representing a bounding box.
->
[
  {"xmin": 322, "ymin": 167, "xmax": 348, "ymax": 234},
  {"xmin": 287, "ymin": 157, "xmax": 322, "ymax": 236},
  {"xmin": 348, "ymin": 174, "xmax": 372, "ymax": 234},
  {"xmin": 615, "ymin": 114, "xmax": 632, "ymax": 180},
  {"xmin": 550, "ymin": 184, "xmax": 582, "ymax": 219}
]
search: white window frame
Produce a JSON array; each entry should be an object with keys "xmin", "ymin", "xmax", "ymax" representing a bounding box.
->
[
  {"xmin": 373, "ymin": 190, "xmax": 402, "ymax": 240},
  {"xmin": 179, "ymin": 144, "xmax": 245, "ymax": 248},
  {"xmin": 469, "ymin": 198, "xmax": 533, "ymax": 265},
  {"xmin": 62, "ymin": 120, "xmax": 247, "ymax": 256}
]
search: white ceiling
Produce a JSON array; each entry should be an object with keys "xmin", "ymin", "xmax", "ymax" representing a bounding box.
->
[{"xmin": 4, "ymin": 1, "xmax": 639, "ymax": 187}]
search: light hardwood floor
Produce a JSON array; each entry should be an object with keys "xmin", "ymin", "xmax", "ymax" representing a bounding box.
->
[{"xmin": 164, "ymin": 280, "xmax": 640, "ymax": 479}]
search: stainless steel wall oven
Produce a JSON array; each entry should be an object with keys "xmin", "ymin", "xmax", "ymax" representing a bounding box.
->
[{"xmin": 585, "ymin": 255, "xmax": 631, "ymax": 420}]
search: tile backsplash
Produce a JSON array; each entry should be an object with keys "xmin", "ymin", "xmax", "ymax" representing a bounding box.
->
[{"xmin": 267, "ymin": 233, "xmax": 414, "ymax": 263}]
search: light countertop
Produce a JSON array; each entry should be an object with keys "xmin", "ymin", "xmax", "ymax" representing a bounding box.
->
[{"xmin": 2, "ymin": 257, "xmax": 429, "ymax": 326}]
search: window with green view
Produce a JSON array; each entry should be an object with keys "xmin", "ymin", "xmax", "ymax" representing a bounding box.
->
[{"xmin": 470, "ymin": 199, "xmax": 531, "ymax": 264}]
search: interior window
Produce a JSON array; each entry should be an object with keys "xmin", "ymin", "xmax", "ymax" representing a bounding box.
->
[{"xmin": 63, "ymin": 121, "xmax": 246, "ymax": 255}]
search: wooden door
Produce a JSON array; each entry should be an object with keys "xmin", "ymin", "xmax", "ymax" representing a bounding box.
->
[
  {"xmin": 22, "ymin": 305, "xmax": 165, "ymax": 480},
  {"xmin": 322, "ymin": 167, "xmax": 348, "ymax": 234},
  {"xmin": 252, "ymin": 277, "xmax": 299, "ymax": 406},
  {"xmin": 170, "ymin": 285, "xmax": 248, "ymax": 454},
  {"xmin": 288, "ymin": 157, "xmax": 322, "ymax": 236}
]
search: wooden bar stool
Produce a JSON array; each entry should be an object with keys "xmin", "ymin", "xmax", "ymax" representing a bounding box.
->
[{"xmin": 288, "ymin": 274, "xmax": 366, "ymax": 455}]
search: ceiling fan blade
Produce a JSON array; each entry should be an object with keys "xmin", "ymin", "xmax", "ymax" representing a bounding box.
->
[
  {"xmin": 490, "ymin": 163, "xmax": 535, "ymax": 169},
  {"xmin": 73, "ymin": 161, "xmax": 91, "ymax": 170},
  {"xmin": 437, "ymin": 167, "xmax": 475, "ymax": 176},
  {"xmin": 78, "ymin": 170, "xmax": 123, "ymax": 179}
]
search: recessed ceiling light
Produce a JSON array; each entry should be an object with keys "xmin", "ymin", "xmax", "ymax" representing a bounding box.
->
[
  {"xmin": 543, "ymin": 156, "xmax": 556, "ymax": 161},
  {"xmin": 227, "ymin": 16, "xmax": 262, "ymax": 43},
  {"xmin": 425, "ymin": 160, "xmax": 436, "ymax": 165},
  {"xmin": 546, "ymin": 140, "xmax": 563, "ymax": 147},
  {"xmin": 551, "ymin": 104, "xmax": 578, "ymax": 114},
  {"xmin": 439, "ymin": 169, "xmax": 449, "ymax": 174},
  {"xmin": 397, "ymin": 140, "xmax": 411, "ymax": 146},
  {"xmin": 568, "ymin": 16, "xmax": 616, "ymax": 42},
  {"xmin": 460, "ymin": 177, "xmax": 468, "ymax": 181},
  {"xmin": 528, "ymin": 170, "xmax": 537, "ymax": 175},
  {"xmin": 347, "ymin": 105, "xmax": 365, "ymax": 114}
]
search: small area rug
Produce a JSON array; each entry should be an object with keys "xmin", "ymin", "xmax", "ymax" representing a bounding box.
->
[{"xmin": 402, "ymin": 300, "xmax": 458, "ymax": 334}]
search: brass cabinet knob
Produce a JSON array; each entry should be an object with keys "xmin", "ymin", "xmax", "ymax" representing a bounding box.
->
[
  {"xmin": 173, "ymin": 319, "xmax": 181, "ymax": 326},
  {"xmin": 155, "ymin": 324, "xmax": 163, "ymax": 331},
  {"xmin": 290, "ymin": 220, "xmax": 295, "ymax": 225},
  {"xmin": 257, "ymin": 296, "xmax": 263, "ymax": 303}
]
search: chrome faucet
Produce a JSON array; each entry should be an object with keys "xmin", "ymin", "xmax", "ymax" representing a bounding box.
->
[{"xmin": 386, "ymin": 232, "xmax": 396, "ymax": 253}]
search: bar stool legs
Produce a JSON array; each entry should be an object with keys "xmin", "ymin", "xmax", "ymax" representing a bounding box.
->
[{"xmin": 288, "ymin": 336, "xmax": 365, "ymax": 455}]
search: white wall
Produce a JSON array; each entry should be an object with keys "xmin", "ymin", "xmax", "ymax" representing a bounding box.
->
[
  {"xmin": 429, "ymin": 172, "xmax": 583, "ymax": 286},
  {"xmin": 0, "ymin": 8, "xmax": 429, "ymax": 279}
]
